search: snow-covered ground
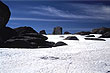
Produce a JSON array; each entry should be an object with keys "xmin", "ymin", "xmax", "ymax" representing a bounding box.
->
[{"xmin": 0, "ymin": 34, "xmax": 110, "ymax": 73}]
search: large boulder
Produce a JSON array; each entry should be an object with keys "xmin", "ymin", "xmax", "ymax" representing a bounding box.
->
[
  {"xmin": 21, "ymin": 33, "xmax": 48, "ymax": 40},
  {"xmin": 39, "ymin": 30, "xmax": 46, "ymax": 35},
  {"xmin": 64, "ymin": 36, "xmax": 79, "ymax": 40},
  {"xmin": 14, "ymin": 26, "xmax": 38, "ymax": 35},
  {"xmin": 1, "ymin": 32, "xmax": 55, "ymax": 48},
  {"xmin": 0, "ymin": 27, "xmax": 17, "ymax": 44},
  {"xmin": 75, "ymin": 31, "xmax": 91, "ymax": 35},
  {"xmin": 53, "ymin": 26, "xmax": 62, "ymax": 34},
  {"xmin": 0, "ymin": 1, "xmax": 11, "ymax": 29},
  {"xmin": 91, "ymin": 27, "xmax": 110, "ymax": 34},
  {"xmin": 1, "ymin": 39, "xmax": 33, "ymax": 48}
]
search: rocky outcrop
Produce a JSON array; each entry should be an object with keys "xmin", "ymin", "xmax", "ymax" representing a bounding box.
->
[
  {"xmin": 39, "ymin": 30, "xmax": 46, "ymax": 34},
  {"xmin": 99, "ymin": 32, "xmax": 110, "ymax": 38},
  {"xmin": 2, "ymin": 39, "xmax": 33, "ymax": 48},
  {"xmin": 64, "ymin": 31, "xmax": 71, "ymax": 34},
  {"xmin": 0, "ymin": 1, "xmax": 11, "ymax": 29},
  {"xmin": 64, "ymin": 36, "xmax": 79, "ymax": 40},
  {"xmin": 14, "ymin": 26, "xmax": 38, "ymax": 35},
  {"xmin": 75, "ymin": 31, "xmax": 91, "ymax": 35},
  {"xmin": 0, "ymin": 27, "xmax": 17, "ymax": 45},
  {"xmin": 91, "ymin": 27, "xmax": 110, "ymax": 34},
  {"xmin": 53, "ymin": 26, "xmax": 62, "ymax": 34},
  {"xmin": 55, "ymin": 41, "xmax": 67, "ymax": 47},
  {"xmin": 1, "ymin": 32, "xmax": 55, "ymax": 48}
]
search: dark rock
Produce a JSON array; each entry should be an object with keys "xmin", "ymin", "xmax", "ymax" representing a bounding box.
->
[
  {"xmin": 0, "ymin": 1, "xmax": 11, "ymax": 29},
  {"xmin": 1, "ymin": 39, "xmax": 33, "ymax": 48},
  {"xmin": 14, "ymin": 26, "xmax": 38, "ymax": 35},
  {"xmin": 60, "ymin": 36, "xmax": 64, "ymax": 38},
  {"xmin": 39, "ymin": 30, "xmax": 46, "ymax": 34},
  {"xmin": 64, "ymin": 36, "xmax": 79, "ymax": 40},
  {"xmin": 75, "ymin": 31, "xmax": 91, "ymax": 35},
  {"xmin": 85, "ymin": 35, "xmax": 95, "ymax": 37},
  {"xmin": 85, "ymin": 38, "xmax": 106, "ymax": 41},
  {"xmin": 91, "ymin": 27, "xmax": 110, "ymax": 34},
  {"xmin": 53, "ymin": 26, "xmax": 62, "ymax": 34},
  {"xmin": 99, "ymin": 32, "xmax": 110, "ymax": 38},
  {"xmin": 21, "ymin": 33, "xmax": 48, "ymax": 40},
  {"xmin": 55, "ymin": 41, "xmax": 67, "ymax": 46},
  {"xmin": 37, "ymin": 41, "xmax": 55, "ymax": 48},
  {"xmin": 1, "ymin": 33, "xmax": 54, "ymax": 48},
  {"xmin": 0, "ymin": 27, "xmax": 17, "ymax": 44},
  {"xmin": 64, "ymin": 31, "xmax": 71, "ymax": 34}
]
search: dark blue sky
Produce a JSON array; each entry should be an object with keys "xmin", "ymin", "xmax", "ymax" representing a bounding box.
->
[{"xmin": 2, "ymin": 0, "xmax": 110, "ymax": 34}]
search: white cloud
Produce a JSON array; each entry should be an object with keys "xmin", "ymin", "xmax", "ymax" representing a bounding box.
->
[
  {"xmin": 10, "ymin": 17, "xmax": 74, "ymax": 22},
  {"xmin": 28, "ymin": 5, "xmax": 110, "ymax": 21}
]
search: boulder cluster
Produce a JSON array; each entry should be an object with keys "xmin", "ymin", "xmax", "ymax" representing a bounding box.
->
[
  {"xmin": 75, "ymin": 27, "xmax": 110, "ymax": 38},
  {"xmin": 92, "ymin": 27, "xmax": 110, "ymax": 38},
  {"xmin": 0, "ymin": 1, "xmax": 58, "ymax": 48},
  {"xmin": 1, "ymin": 26, "xmax": 56, "ymax": 48}
]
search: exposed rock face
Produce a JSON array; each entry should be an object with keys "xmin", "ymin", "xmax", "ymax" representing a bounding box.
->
[
  {"xmin": 75, "ymin": 31, "xmax": 91, "ymax": 35},
  {"xmin": 1, "ymin": 32, "xmax": 55, "ymax": 48},
  {"xmin": 64, "ymin": 36, "xmax": 79, "ymax": 40},
  {"xmin": 14, "ymin": 26, "xmax": 38, "ymax": 35},
  {"xmin": 53, "ymin": 26, "xmax": 62, "ymax": 34},
  {"xmin": 21, "ymin": 33, "xmax": 48, "ymax": 40},
  {"xmin": 39, "ymin": 30, "xmax": 46, "ymax": 34},
  {"xmin": 99, "ymin": 32, "xmax": 110, "ymax": 38},
  {"xmin": 2, "ymin": 40, "xmax": 33, "ymax": 48},
  {"xmin": 85, "ymin": 38, "xmax": 106, "ymax": 41},
  {"xmin": 0, "ymin": 1, "xmax": 11, "ymax": 29},
  {"xmin": 91, "ymin": 27, "xmax": 110, "ymax": 34},
  {"xmin": 64, "ymin": 31, "xmax": 71, "ymax": 34},
  {"xmin": 55, "ymin": 41, "xmax": 67, "ymax": 47},
  {"xmin": 0, "ymin": 27, "xmax": 17, "ymax": 44}
]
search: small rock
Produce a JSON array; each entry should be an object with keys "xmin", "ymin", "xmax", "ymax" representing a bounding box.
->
[
  {"xmin": 55, "ymin": 41, "xmax": 67, "ymax": 46},
  {"xmin": 85, "ymin": 35, "xmax": 95, "ymax": 37},
  {"xmin": 64, "ymin": 36, "xmax": 79, "ymax": 40},
  {"xmin": 39, "ymin": 30, "xmax": 46, "ymax": 34},
  {"xmin": 64, "ymin": 31, "xmax": 71, "ymax": 34}
]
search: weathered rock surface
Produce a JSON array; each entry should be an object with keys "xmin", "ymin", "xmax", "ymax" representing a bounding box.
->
[
  {"xmin": 91, "ymin": 27, "xmax": 110, "ymax": 34},
  {"xmin": 53, "ymin": 26, "xmax": 62, "ymax": 34},
  {"xmin": 0, "ymin": 1, "xmax": 11, "ymax": 29},
  {"xmin": 99, "ymin": 32, "xmax": 110, "ymax": 38},
  {"xmin": 14, "ymin": 26, "xmax": 38, "ymax": 35},
  {"xmin": 1, "ymin": 39, "xmax": 33, "ymax": 48},
  {"xmin": 1, "ymin": 30, "xmax": 55, "ymax": 48},
  {"xmin": 0, "ymin": 27, "xmax": 17, "ymax": 44},
  {"xmin": 64, "ymin": 36, "xmax": 79, "ymax": 40}
]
